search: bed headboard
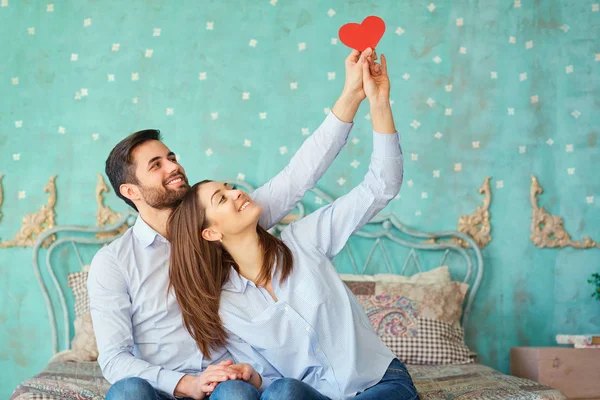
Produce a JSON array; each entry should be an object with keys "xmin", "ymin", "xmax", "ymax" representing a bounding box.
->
[{"xmin": 32, "ymin": 181, "xmax": 483, "ymax": 355}]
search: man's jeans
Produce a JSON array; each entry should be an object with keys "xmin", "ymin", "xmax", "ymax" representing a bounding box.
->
[
  {"xmin": 105, "ymin": 377, "xmax": 260, "ymax": 400},
  {"xmin": 106, "ymin": 359, "xmax": 419, "ymax": 399}
]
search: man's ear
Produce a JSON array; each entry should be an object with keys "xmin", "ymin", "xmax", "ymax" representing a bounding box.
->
[
  {"xmin": 120, "ymin": 184, "xmax": 141, "ymax": 203},
  {"xmin": 202, "ymin": 228, "xmax": 222, "ymax": 243}
]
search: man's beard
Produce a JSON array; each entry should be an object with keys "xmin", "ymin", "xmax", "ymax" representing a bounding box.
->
[{"xmin": 139, "ymin": 179, "xmax": 190, "ymax": 210}]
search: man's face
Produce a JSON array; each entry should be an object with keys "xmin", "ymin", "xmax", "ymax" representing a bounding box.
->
[{"xmin": 130, "ymin": 140, "xmax": 190, "ymax": 210}]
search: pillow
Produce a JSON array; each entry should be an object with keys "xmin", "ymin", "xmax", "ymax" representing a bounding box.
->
[
  {"xmin": 344, "ymin": 281, "xmax": 376, "ymax": 295},
  {"xmin": 358, "ymin": 294, "xmax": 419, "ymax": 338},
  {"xmin": 376, "ymin": 281, "xmax": 468, "ymax": 328},
  {"xmin": 64, "ymin": 268, "xmax": 99, "ymax": 361},
  {"xmin": 341, "ymin": 265, "xmax": 451, "ymax": 284},
  {"xmin": 355, "ymin": 282, "xmax": 472, "ymax": 365}
]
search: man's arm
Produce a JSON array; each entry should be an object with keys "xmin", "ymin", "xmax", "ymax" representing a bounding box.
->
[
  {"xmin": 89, "ymin": 249, "xmax": 240, "ymax": 399},
  {"xmin": 88, "ymin": 249, "xmax": 186, "ymax": 394}
]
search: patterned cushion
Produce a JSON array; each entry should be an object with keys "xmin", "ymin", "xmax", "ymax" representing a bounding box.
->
[
  {"xmin": 66, "ymin": 270, "xmax": 99, "ymax": 361},
  {"xmin": 344, "ymin": 281, "xmax": 376, "ymax": 295},
  {"xmin": 376, "ymin": 281, "xmax": 469, "ymax": 327},
  {"xmin": 356, "ymin": 285, "xmax": 472, "ymax": 365},
  {"xmin": 357, "ymin": 294, "xmax": 419, "ymax": 337}
]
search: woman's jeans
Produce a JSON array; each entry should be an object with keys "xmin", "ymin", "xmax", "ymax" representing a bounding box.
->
[
  {"xmin": 261, "ymin": 358, "xmax": 419, "ymax": 400},
  {"xmin": 105, "ymin": 358, "xmax": 419, "ymax": 400}
]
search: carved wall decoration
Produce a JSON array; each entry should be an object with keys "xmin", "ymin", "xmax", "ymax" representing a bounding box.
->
[
  {"xmin": 0, "ymin": 175, "xmax": 57, "ymax": 248},
  {"xmin": 455, "ymin": 177, "xmax": 492, "ymax": 248},
  {"xmin": 0, "ymin": 174, "xmax": 3, "ymax": 222},
  {"xmin": 424, "ymin": 177, "xmax": 492, "ymax": 248},
  {"xmin": 530, "ymin": 175, "xmax": 599, "ymax": 249},
  {"xmin": 95, "ymin": 174, "xmax": 128, "ymax": 239}
]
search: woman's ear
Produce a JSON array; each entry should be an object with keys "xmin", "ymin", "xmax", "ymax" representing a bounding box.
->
[{"xmin": 202, "ymin": 228, "xmax": 222, "ymax": 243}]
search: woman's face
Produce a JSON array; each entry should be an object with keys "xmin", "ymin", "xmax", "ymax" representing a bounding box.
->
[{"xmin": 197, "ymin": 181, "xmax": 262, "ymax": 241}]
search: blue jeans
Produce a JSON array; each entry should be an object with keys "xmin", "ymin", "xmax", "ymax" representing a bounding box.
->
[
  {"xmin": 355, "ymin": 359, "xmax": 419, "ymax": 399},
  {"xmin": 106, "ymin": 359, "xmax": 418, "ymax": 400},
  {"xmin": 261, "ymin": 359, "xmax": 419, "ymax": 399},
  {"xmin": 105, "ymin": 377, "xmax": 260, "ymax": 400}
]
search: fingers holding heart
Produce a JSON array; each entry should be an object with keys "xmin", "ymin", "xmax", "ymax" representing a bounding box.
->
[
  {"xmin": 367, "ymin": 56, "xmax": 382, "ymax": 77},
  {"xmin": 346, "ymin": 49, "xmax": 361, "ymax": 65}
]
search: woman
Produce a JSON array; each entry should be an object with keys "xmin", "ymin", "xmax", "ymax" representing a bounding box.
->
[{"xmin": 168, "ymin": 51, "xmax": 418, "ymax": 400}]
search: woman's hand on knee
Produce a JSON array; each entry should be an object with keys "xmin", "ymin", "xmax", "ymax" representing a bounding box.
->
[
  {"xmin": 176, "ymin": 360, "xmax": 241, "ymax": 398},
  {"xmin": 229, "ymin": 363, "xmax": 263, "ymax": 389}
]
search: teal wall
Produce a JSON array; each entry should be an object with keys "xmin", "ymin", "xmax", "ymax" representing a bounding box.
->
[{"xmin": 1, "ymin": 0, "xmax": 599, "ymax": 397}]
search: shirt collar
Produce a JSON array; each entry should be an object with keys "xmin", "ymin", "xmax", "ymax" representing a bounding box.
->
[
  {"xmin": 132, "ymin": 215, "xmax": 163, "ymax": 248},
  {"xmin": 222, "ymin": 266, "xmax": 251, "ymax": 293}
]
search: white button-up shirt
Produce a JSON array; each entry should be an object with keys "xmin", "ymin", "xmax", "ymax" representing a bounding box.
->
[
  {"xmin": 88, "ymin": 112, "xmax": 353, "ymax": 394},
  {"xmin": 220, "ymin": 131, "xmax": 403, "ymax": 400}
]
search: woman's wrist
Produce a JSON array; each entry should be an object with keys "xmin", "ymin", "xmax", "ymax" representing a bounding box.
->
[
  {"xmin": 250, "ymin": 370, "xmax": 263, "ymax": 390},
  {"xmin": 368, "ymin": 96, "xmax": 391, "ymax": 110},
  {"xmin": 339, "ymin": 88, "xmax": 365, "ymax": 109},
  {"xmin": 332, "ymin": 90, "xmax": 363, "ymax": 123},
  {"xmin": 369, "ymin": 99, "xmax": 396, "ymax": 134}
]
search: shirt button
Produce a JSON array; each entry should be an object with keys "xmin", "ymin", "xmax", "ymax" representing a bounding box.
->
[
  {"xmin": 305, "ymin": 327, "xmax": 311, "ymax": 333},
  {"xmin": 284, "ymin": 306, "xmax": 289, "ymax": 312}
]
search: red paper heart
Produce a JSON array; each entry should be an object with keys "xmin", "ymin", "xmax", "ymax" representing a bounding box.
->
[{"xmin": 339, "ymin": 16, "xmax": 386, "ymax": 52}]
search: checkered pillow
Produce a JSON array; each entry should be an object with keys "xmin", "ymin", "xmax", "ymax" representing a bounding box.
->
[
  {"xmin": 379, "ymin": 317, "xmax": 472, "ymax": 364},
  {"xmin": 67, "ymin": 271, "xmax": 89, "ymax": 318},
  {"xmin": 356, "ymin": 292, "xmax": 472, "ymax": 365},
  {"xmin": 66, "ymin": 269, "xmax": 98, "ymax": 361}
]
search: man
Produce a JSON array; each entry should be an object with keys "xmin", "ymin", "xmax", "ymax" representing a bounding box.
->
[{"xmin": 89, "ymin": 48, "xmax": 377, "ymax": 400}]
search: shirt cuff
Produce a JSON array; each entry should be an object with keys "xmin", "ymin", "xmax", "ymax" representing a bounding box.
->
[
  {"xmin": 157, "ymin": 369, "xmax": 187, "ymax": 396},
  {"xmin": 325, "ymin": 110, "xmax": 354, "ymax": 139},
  {"xmin": 259, "ymin": 375, "xmax": 276, "ymax": 392},
  {"xmin": 372, "ymin": 131, "xmax": 401, "ymax": 158}
]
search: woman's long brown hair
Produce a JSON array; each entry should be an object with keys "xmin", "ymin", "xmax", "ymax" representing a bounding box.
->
[{"xmin": 167, "ymin": 180, "xmax": 294, "ymax": 359}]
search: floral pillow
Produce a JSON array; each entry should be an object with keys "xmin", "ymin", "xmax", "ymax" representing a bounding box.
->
[
  {"xmin": 376, "ymin": 281, "xmax": 468, "ymax": 328},
  {"xmin": 358, "ymin": 294, "xmax": 419, "ymax": 338},
  {"xmin": 355, "ymin": 282, "xmax": 472, "ymax": 365}
]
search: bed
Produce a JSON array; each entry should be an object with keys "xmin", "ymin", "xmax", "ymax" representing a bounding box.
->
[{"xmin": 10, "ymin": 184, "xmax": 567, "ymax": 400}]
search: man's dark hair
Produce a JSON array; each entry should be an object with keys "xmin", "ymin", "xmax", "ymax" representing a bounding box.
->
[{"xmin": 105, "ymin": 129, "xmax": 162, "ymax": 212}]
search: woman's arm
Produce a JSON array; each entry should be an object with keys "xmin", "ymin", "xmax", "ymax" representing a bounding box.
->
[
  {"xmin": 363, "ymin": 52, "xmax": 396, "ymax": 134},
  {"xmin": 282, "ymin": 50, "xmax": 402, "ymax": 259},
  {"xmin": 250, "ymin": 50, "xmax": 375, "ymax": 230}
]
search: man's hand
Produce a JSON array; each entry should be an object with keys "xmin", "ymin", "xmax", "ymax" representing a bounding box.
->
[{"xmin": 174, "ymin": 360, "xmax": 240, "ymax": 399}]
